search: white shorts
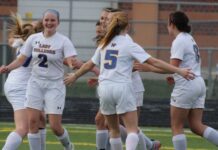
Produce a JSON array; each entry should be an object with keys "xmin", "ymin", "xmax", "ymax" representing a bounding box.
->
[
  {"xmin": 135, "ymin": 92, "xmax": 144, "ymax": 107},
  {"xmin": 25, "ymin": 77, "xmax": 66, "ymax": 114},
  {"xmin": 4, "ymin": 82, "xmax": 27, "ymax": 111},
  {"xmin": 170, "ymin": 77, "xmax": 206, "ymax": 109},
  {"xmin": 97, "ymin": 82, "xmax": 137, "ymax": 115}
]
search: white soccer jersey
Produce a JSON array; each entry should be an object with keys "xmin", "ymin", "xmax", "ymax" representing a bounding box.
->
[
  {"xmin": 21, "ymin": 32, "xmax": 77, "ymax": 80},
  {"xmin": 170, "ymin": 32, "xmax": 201, "ymax": 82},
  {"xmin": 91, "ymin": 35, "xmax": 151, "ymax": 84},
  {"xmin": 6, "ymin": 39, "xmax": 32, "ymax": 84},
  {"xmin": 132, "ymin": 71, "xmax": 145, "ymax": 92}
]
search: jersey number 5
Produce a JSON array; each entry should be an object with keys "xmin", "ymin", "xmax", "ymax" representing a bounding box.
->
[
  {"xmin": 104, "ymin": 50, "xmax": 118, "ymax": 69},
  {"xmin": 38, "ymin": 54, "xmax": 48, "ymax": 68}
]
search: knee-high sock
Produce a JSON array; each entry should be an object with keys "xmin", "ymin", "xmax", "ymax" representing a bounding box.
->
[
  {"xmin": 2, "ymin": 131, "xmax": 22, "ymax": 150},
  {"xmin": 203, "ymin": 127, "xmax": 218, "ymax": 146},
  {"xmin": 28, "ymin": 132, "xmax": 41, "ymax": 150},
  {"xmin": 96, "ymin": 130, "xmax": 109, "ymax": 150},
  {"xmin": 56, "ymin": 128, "xmax": 73, "ymax": 150},
  {"xmin": 110, "ymin": 137, "xmax": 122, "ymax": 150},
  {"xmin": 39, "ymin": 128, "xmax": 46, "ymax": 150},
  {"xmin": 126, "ymin": 133, "xmax": 139, "ymax": 150},
  {"xmin": 172, "ymin": 134, "xmax": 187, "ymax": 150}
]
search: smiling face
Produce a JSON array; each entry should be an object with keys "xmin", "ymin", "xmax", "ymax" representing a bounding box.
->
[{"xmin": 42, "ymin": 12, "xmax": 59, "ymax": 36}]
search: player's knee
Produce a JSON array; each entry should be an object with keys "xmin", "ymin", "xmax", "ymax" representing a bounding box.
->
[
  {"xmin": 95, "ymin": 115, "xmax": 106, "ymax": 129},
  {"xmin": 16, "ymin": 127, "xmax": 28, "ymax": 137}
]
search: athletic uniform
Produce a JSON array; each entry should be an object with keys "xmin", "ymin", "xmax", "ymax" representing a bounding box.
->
[
  {"xmin": 170, "ymin": 32, "xmax": 206, "ymax": 109},
  {"xmin": 4, "ymin": 39, "xmax": 32, "ymax": 111},
  {"xmin": 21, "ymin": 32, "xmax": 77, "ymax": 114},
  {"xmin": 92, "ymin": 35, "xmax": 151, "ymax": 115},
  {"xmin": 126, "ymin": 34, "xmax": 145, "ymax": 107}
]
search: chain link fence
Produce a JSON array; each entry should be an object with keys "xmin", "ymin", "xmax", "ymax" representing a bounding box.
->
[{"xmin": 0, "ymin": 0, "xmax": 218, "ymax": 99}]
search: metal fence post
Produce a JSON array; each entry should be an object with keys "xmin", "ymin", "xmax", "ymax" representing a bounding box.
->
[
  {"xmin": 1, "ymin": 19, "xmax": 8, "ymax": 95},
  {"xmin": 207, "ymin": 49, "xmax": 213, "ymax": 99}
]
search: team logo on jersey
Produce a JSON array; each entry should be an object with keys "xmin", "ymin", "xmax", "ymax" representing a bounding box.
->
[
  {"xmin": 35, "ymin": 41, "xmax": 40, "ymax": 45},
  {"xmin": 111, "ymin": 43, "xmax": 117, "ymax": 47}
]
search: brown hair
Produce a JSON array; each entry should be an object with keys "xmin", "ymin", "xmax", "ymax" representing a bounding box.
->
[
  {"xmin": 99, "ymin": 12, "xmax": 128, "ymax": 49},
  {"xmin": 8, "ymin": 13, "xmax": 35, "ymax": 41}
]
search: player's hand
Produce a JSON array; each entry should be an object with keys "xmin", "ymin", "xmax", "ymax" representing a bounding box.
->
[
  {"xmin": 64, "ymin": 73, "xmax": 77, "ymax": 86},
  {"xmin": 178, "ymin": 68, "xmax": 195, "ymax": 80},
  {"xmin": 133, "ymin": 63, "xmax": 151, "ymax": 72},
  {"xmin": 166, "ymin": 76, "xmax": 175, "ymax": 85},
  {"xmin": 87, "ymin": 76, "xmax": 98, "ymax": 87},
  {"xmin": 0, "ymin": 65, "xmax": 9, "ymax": 74}
]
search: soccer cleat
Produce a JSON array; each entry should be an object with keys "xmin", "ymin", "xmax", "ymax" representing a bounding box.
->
[
  {"xmin": 150, "ymin": 140, "xmax": 161, "ymax": 150},
  {"xmin": 64, "ymin": 143, "xmax": 74, "ymax": 150}
]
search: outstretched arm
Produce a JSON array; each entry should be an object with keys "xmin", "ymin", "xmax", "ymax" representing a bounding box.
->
[
  {"xmin": 64, "ymin": 57, "xmax": 99, "ymax": 76},
  {"xmin": 145, "ymin": 57, "xmax": 195, "ymax": 80},
  {"xmin": 64, "ymin": 59, "xmax": 96, "ymax": 86}
]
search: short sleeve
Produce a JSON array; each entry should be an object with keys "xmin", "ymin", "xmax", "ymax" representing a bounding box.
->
[
  {"xmin": 20, "ymin": 35, "xmax": 34, "ymax": 57},
  {"xmin": 91, "ymin": 47, "xmax": 101, "ymax": 66},
  {"xmin": 129, "ymin": 43, "xmax": 151, "ymax": 63},
  {"xmin": 63, "ymin": 37, "xmax": 77, "ymax": 58},
  {"xmin": 170, "ymin": 40, "xmax": 185, "ymax": 60}
]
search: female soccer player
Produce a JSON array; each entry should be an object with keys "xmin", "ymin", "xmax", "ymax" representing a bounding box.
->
[
  {"xmin": 64, "ymin": 11, "xmax": 194, "ymax": 150},
  {"xmin": 0, "ymin": 9, "xmax": 81, "ymax": 150},
  {"xmin": 167, "ymin": 11, "xmax": 218, "ymax": 150},
  {"xmin": 2, "ymin": 14, "xmax": 46, "ymax": 150},
  {"xmin": 134, "ymin": 11, "xmax": 218, "ymax": 150}
]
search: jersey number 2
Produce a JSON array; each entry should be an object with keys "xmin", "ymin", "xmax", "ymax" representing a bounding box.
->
[
  {"xmin": 38, "ymin": 54, "xmax": 48, "ymax": 68},
  {"xmin": 104, "ymin": 50, "xmax": 118, "ymax": 69}
]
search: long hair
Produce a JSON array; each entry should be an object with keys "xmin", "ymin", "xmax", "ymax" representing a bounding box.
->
[
  {"xmin": 99, "ymin": 12, "xmax": 128, "ymax": 49},
  {"xmin": 8, "ymin": 13, "xmax": 35, "ymax": 41}
]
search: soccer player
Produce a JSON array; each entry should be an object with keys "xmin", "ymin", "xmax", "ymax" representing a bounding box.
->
[
  {"xmin": 0, "ymin": 9, "xmax": 80, "ymax": 150},
  {"xmin": 134, "ymin": 11, "xmax": 218, "ymax": 150},
  {"xmin": 64, "ymin": 11, "xmax": 194, "ymax": 150},
  {"xmin": 2, "ymin": 14, "xmax": 46, "ymax": 150}
]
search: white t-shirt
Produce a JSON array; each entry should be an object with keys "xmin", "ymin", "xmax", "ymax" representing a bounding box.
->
[
  {"xmin": 91, "ymin": 35, "xmax": 151, "ymax": 84},
  {"xmin": 6, "ymin": 39, "xmax": 32, "ymax": 84},
  {"xmin": 171, "ymin": 32, "xmax": 201, "ymax": 82},
  {"xmin": 21, "ymin": 32, "xmax": 77, "ymax": 80}
]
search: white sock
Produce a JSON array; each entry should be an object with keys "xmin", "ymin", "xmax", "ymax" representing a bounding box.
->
[
  {"xmin": 203, "ymin": 127, "xmax": 218, "ymax": 146},
  {"xmin": 172, "ymin": 134, "xmax": 187, "ymax": 150},
  {"xmin": 28, "ymin": 132, "xmax": 41, "ymax": 150},
  {"xmin": 39, "ymin": 128, "xmax": 46, "ymax": 150},
  {"xmin": 96, "ymin": 130, "xmax": 109, "ymax": 150},
  {"xmin": 57, "ymin": 128, "xmax": 73, "ymax": 150},
  {"xmin": 138, "ymin": 130, "xmax": 153, "ymax": 149},
  {"xmin": 2, "ymin": 131, "xmax": 22, "ymax": 150},
  {"xmin": 126, "ymin": 133, "xmax": 139, "ymax": 150},
  {"xmin": 119, "ymin": 125, "xmax": 127, "ymax": 143},
  {"xmin": 138, "ymin": 130, "xmax": 147, "ymax": 150},
  {"xmin": 110, "ymin": 137, "xmax": 122, "ymax": 150}
]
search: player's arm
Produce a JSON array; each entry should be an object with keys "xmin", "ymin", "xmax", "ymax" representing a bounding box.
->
[
  {"xmin": 0, "ymin": 54, "xmax": 27, "ymax": 73},
  {"xmin": 64, "ymin": 57, "xmax": 99, "ymax": 76},
  {"xmin": 64, "ymin": 59, "xmax": 96, "ymax": 86}
]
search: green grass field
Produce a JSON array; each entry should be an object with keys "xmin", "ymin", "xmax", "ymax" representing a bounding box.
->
[{"xmin": 0, "ymin": 122, "xmax": 218, "ymax": 150}]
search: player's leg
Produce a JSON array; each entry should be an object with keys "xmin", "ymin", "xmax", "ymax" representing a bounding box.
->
[
  {"xmin": 120, "ymin": 110, "xmax": 140, "ymax": 150},
  {"xmin": 136, "ymin": 92, "xmax": 161, "ymax": 150},
  {"xmin": 188, "ymin": 108, "xmax": 218, "ymax": 146},
  {"xmin": 48, "ymin": 114, "xmax": 73, "ymax": 150},
  {"xmin": 105, "ymin": 114, "xmax": 122, "ymax": 150},
  {"xmin": 171, "ymin": 106, "xmax": 189, "ymax": 150},
  {"xmin": 2, "ymin": 109, "xmax": 28, "ymax": 150},
  {"xmin": 95, "ymin": 110, "xmax": 109, "ymax": 150},
  {"xmin": 39, "ymin": 112, "xmax": 47, "ymax": 150}
]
